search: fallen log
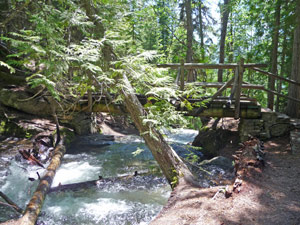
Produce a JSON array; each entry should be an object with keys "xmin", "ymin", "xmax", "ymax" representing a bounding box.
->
[
  {"xmin": 13, "ymin": 144, "xmax": 66, "ymax": 225},
  {"xmin": 48, "ymin": 172, "xmax": 156, "ymax": 193}
]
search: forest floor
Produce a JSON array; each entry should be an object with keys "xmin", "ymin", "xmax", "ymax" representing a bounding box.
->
[{"xmin": 151, "ymin": 134, "xmax": 300, "ymax": 225}]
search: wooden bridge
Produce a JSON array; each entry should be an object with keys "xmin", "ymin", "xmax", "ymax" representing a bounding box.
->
[{"xmin": 79, "ymin": 58, "xmax": 300, "ymax": 119}]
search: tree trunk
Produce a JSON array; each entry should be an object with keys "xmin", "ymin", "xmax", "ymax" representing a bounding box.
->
[
  {"xmin": 286, "ymin": 0, "xmax": 300, "ymax": 117},
  {"xmin": 268, "ymin": 0, "xmax": 281, "ymax": 110},
  {"xmin": 198, "ymin": 1, "xmax": 204, "ymax": 61},
  {"xmin": 197, "ymin": 1, "xmax": 207, "ymax": 80},
  {"xmin": 121, "ymin": 73, "xmax": 196, "ymax": 187},
  {"xmin": 185, "ymin": 0, "xmax": 194, "ymax": 82},
  {"xmin": 276, "ymin": 32, "xmax": 287, "ymax": 112},
  {"xmin": 217, "ymin": 0, "xmax": 230, "ymax": 82}
]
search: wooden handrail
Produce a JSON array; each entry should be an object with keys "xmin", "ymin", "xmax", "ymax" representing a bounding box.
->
[
  {"xmin": 251, "ymin": 67, "xmax": 300, "ymax": 86},
  {"xmin": 263, "ymin": 88, "xmax": 300, "ymax": 103},
  {"xmin": 157, "ymin": 63, "xmax": 267, "ymax": 69},
  {"xmin": 192, "ymin": 82, "xmax": 265, "ymax": 89}
]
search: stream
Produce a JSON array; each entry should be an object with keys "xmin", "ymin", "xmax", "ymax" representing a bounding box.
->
[{"xmin": 0, "ymin": 129, "xmax": 200, "ymax": 225}]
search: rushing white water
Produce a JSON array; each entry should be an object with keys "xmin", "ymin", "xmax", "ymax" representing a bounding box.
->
[
  {"xmin": 0, "ymin": 129, "xmax": 201, "ymax": 224},
  {"xmin": 164, "ymin": 128, "xmax": 198, "ymax": 144}
]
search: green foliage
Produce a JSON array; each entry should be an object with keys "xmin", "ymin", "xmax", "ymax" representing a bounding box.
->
[
  {"xmin": 0, "ymin": 61, "xmax": 15, "ymax": 73},
  {"xmin": 1, "ymin": 0, "xmax": 297, "ymax": 126},
  {"xmin": 170, "ymin": 168, "xmax": 179, "ymax": 188}
]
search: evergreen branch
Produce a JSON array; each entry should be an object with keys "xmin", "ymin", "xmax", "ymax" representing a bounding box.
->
[
  {"xmin": 0, "ymin": 0, "xmax": 32, "ymax": 28},
  {"xmin": 151, "ymin": 6, "xmax": 186, "ymax": 46}
]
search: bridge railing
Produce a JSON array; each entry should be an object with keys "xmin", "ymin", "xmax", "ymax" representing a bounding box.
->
[{"xmin": 157, "ymin": 59, "xmax": 300, "ymax": 118}]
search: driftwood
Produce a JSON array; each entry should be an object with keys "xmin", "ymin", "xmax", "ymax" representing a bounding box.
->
[
  {"xmin": 0, "ymin": 191, "xmax": 23, "ymax": 214},
  {"xmin": 18, "ymin": 149, "xmax": 44, "ymax": 168}
]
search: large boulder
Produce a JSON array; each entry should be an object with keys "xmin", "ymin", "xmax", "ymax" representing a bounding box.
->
[
  {"xmin": 199, "ymin": 156, "xmax": 234, "ymax": 171},
  {"xmin": 67, "ymin": 112, "xmax": 100, "ymax": 135},
  {"xmin": 192, "ymin": 129, "xmax": 234, "ymax": 158},
  {"xmin": 171, "ymin": 143, "xmax": 203, "ymax": 163}
]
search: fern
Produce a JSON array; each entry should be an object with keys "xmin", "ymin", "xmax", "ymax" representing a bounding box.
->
[{"xmin": 0, "ymin": 61, "xmax": 15, "ymax": 74}]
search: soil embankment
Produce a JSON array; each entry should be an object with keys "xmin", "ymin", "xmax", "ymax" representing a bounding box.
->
[{"xmin": 151, "ymin": 136, "xmax": 300, "ymax": 225}]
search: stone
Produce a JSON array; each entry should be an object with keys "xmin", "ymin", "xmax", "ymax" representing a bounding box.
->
[
  {"xmin": 290, "ymin": 130, "xmax": 300, "ymax": 155},
  {"xmin": 199, "ymin": 156, "xmax": 234, "ymax": 171},
  {"xmin": 171, "ymin": 143, "xmax": 203, "ymax": 162},
  {"xmin": 69, "ymin": 112, "xmax": 100, "ymax": 135},
  {"xmin": 192, "ymin": 129, "xmax": 235, "ymax": 158}
]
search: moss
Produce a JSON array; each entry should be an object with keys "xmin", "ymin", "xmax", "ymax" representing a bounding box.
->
[
  {"xmin": 0, "ymin": 121, "xmax": 5, "ymax": 134},
  {"xmin": 0, "ymin": 119, "xmax": 29, "ymax": 137},
  {"xmin": 60, "ymin": 128, "xmax": 75, "ymax": 145},
  {"xmin": 170, "ymin": 168, "xmax": 179, "ymax": 189}
]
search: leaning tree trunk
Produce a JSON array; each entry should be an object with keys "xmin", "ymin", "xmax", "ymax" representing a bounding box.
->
[
  {"xmin": 81, "ymin": 0, "xmax": 197, "ymax": 188},
  {"xmin": 286, "ymin": 0, "xmax": 300, "ymax": 118},
  {"xmin": 217, "ymin": 0, "xmax": 230, "ymax": 82},
  {"xmin": 121, "ymin": 73, "xmax": 196, "ymax": 187}
]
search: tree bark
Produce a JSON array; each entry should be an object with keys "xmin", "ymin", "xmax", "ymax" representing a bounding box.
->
[
  {"xmin": 268, "ymin": 0, "xmax": 281, "ymax": 110},
  {"xmin": 198, "ymin": 1, "xmax": 204, "ymax": 61},
  {"xmin": 286, "ymin": 0, "xmax": 300, "ymax": 117},
  {"xmin": 121, "ymin": 73, "xmax": 196, "ymax": 187},
  {"xmin": 276, "ymin": 32, "xmax": 287, "ymax": 112},
  {"xmin": 217, "ymin": 0, "xmax": 230, "ymax": 82},
  {"xmin": 14, "ymin": 144, "xmax": 65, "ymax": 225},
  {"xmin": 185, "ymin": 0, "xmax": 194, "ymax": 82}
]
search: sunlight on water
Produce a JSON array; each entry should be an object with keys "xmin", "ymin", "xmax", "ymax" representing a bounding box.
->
[
  {"xmin": 78, "ymin": 198, "xmax": 130, "ymax": 223},
  {"xmin": 164, "ymin": 128, "xmax": 198, "ymax": 144},
  {"xmin": 52, "ymin": 160, "xmax": 101, "ymax": 186}
]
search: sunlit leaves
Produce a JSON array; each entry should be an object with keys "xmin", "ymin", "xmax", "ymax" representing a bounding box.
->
[{"xmin": 0, "ymin": 61, "xmax": 15, "ymax": 74}]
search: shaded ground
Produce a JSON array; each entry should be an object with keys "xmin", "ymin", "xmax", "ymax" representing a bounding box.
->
[
  {"xmin": 151, "ymin": 135, "xmax": 300, "ymax": 225},
  {"xmin": 100, "ymin": 113, "xmax": 139, "ymax": 136}
]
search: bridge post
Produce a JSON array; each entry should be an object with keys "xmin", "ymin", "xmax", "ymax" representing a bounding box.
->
[
  {"xmin": 180, "ymin": 59, "xmax": 185, "ymax": 91},
  {"xmin": 87, "ymin": 90, "xmax": 93, "ymax": 112},
  {"xmin": 234, "ymin": 58, "xmax": 244, "ymax": 119}
]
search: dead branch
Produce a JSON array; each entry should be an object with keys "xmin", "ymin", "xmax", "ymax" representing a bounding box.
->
[{"xmin": 0, "ymin": 191, "xmax": 23, "ymax": 214}]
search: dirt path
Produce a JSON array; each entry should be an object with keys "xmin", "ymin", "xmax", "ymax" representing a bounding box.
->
[{"xmin": 151, "ymin": 136, "xmax": 300, "ymax": 225}]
